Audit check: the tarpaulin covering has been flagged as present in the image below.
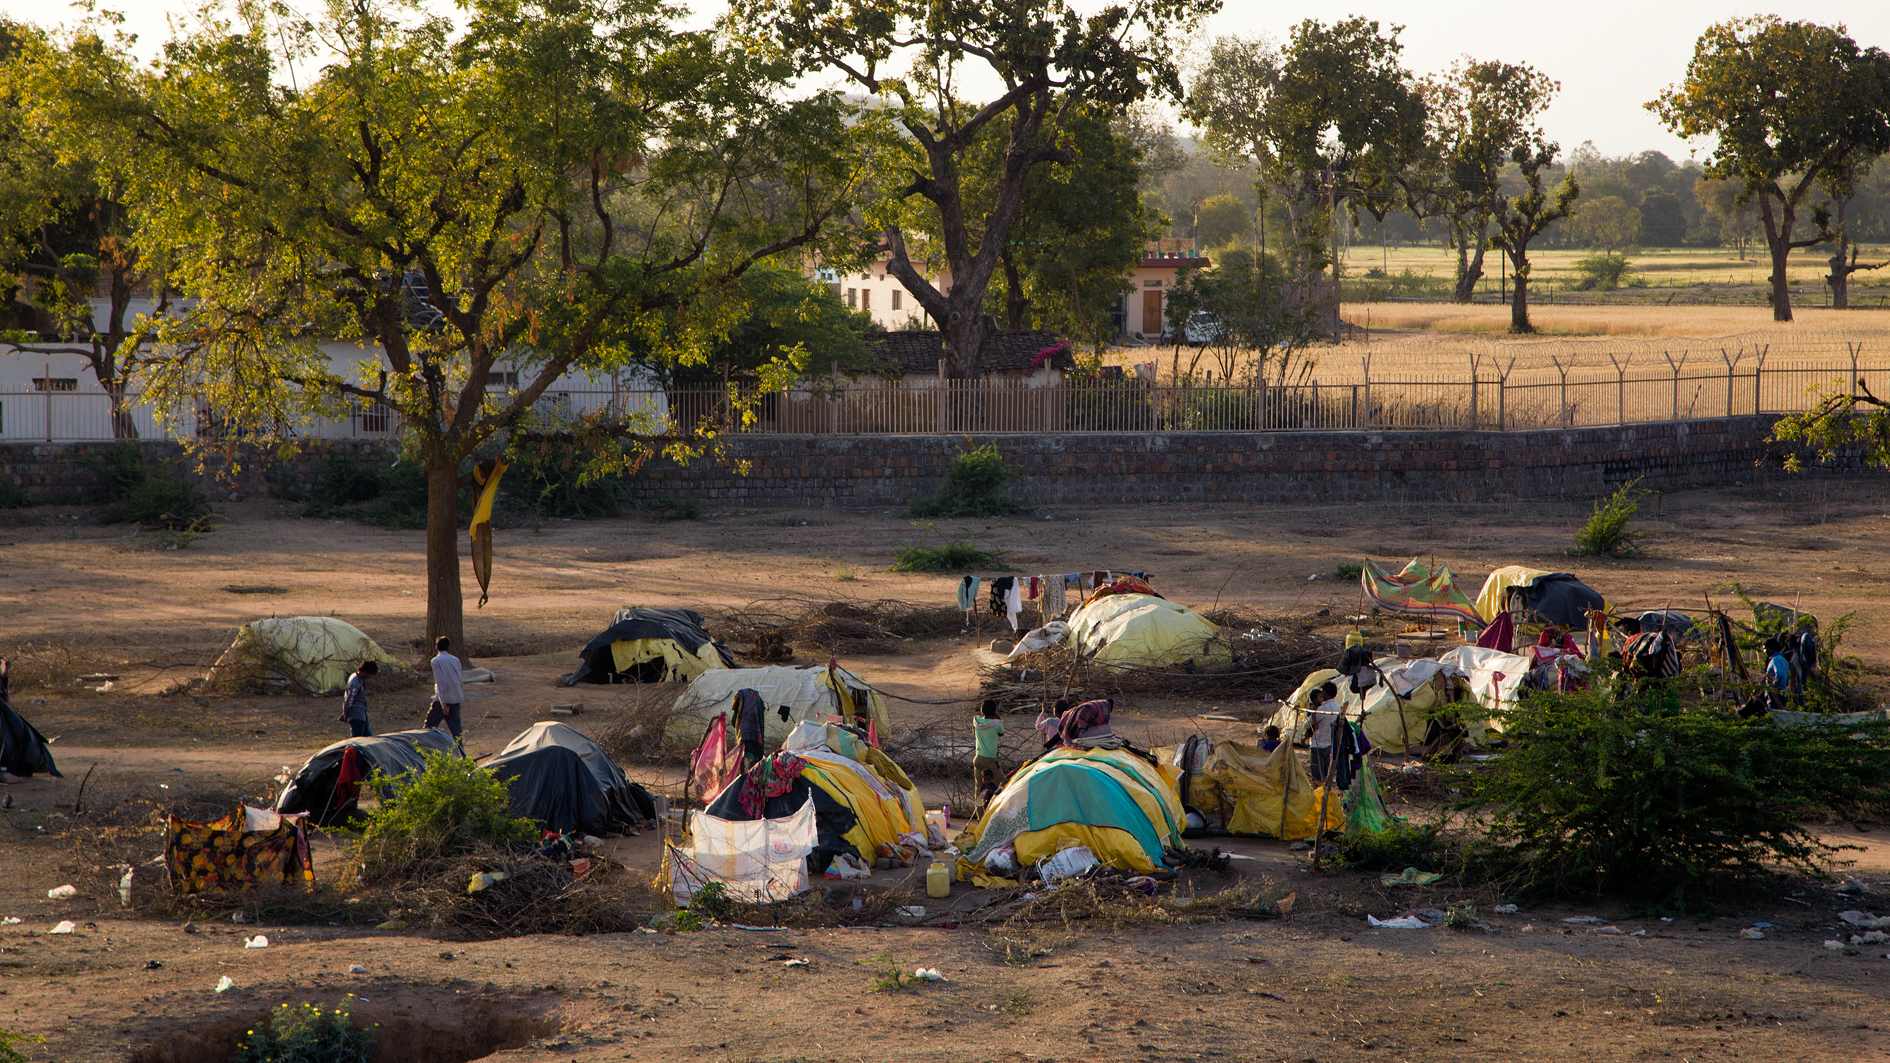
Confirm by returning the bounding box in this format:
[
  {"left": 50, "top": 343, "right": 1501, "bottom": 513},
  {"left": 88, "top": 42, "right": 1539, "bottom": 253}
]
[
  {"left": 0, "top": 695, "right": 59, "bottom": 779},
  {"left": 1437, "top": 645, "right": 1532, "bottom": 720},
  {"left": 481, "top": 722, "right": 655, "bottom": 834},
  {"left": 668, "top": 665, "right": 890, "bottom": 747},
  {"left": 1067, "top": 593, "right": 1231, "bottom": 669},
  {"left": 1275, "top": 657, "right": 1473, "bottom": 755},
  {"left": 165, "top": 805, "right": 310, "bottom": 894},
  {"left": 957, "top": 746, "right": 1184, "bottom": 875},
  {"left": 564, "top": 608, "right": 735, "bottom": 685},
  {"left": 274, "top": 728, "right": 461, "bottom": 826},
  {"left": 1199, "top": 740, "right": 1345, "bottom": 840},
  {"left": 1360, "top": 558, "right": 1483, "bottom": 626},
  {"left": 1473, "top": 567, "right": 1608, "bottom": 629},
  {"left": 208, "top": 617, "right": 405, "bottom": 696},
  {"left": 663, "top": 798, "right": 817, "bottom": 904}
]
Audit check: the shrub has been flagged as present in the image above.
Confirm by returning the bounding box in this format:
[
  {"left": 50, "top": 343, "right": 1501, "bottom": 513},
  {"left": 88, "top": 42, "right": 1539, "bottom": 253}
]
[
  {"left": 1337, "top": 819, "right": 1444, "bottom": 873},
  {"left": 1571, "top": 478, "right": 1647, "bottom": 556},
  {"left": 654, "top": 493, "right": 702, "bottom": 520},
  {"left": 890, "top": 523, "right": 1006, "bottom": 573},
  {"left": 1451, "top": 684, "right": 1890, "bottom": 907},
  {"left": 362, "top": 460, "right": 432, "bottom": 530},
  {"left": 909, "top": 442, "right": 1023, "bottom": 518},
  {"left": 501, "top": 442, "right": 628, "bottom": 519},
  {"left": 0, "top": 1027, "right": 45, "bottom": 1063},
  {"left": 87, "top": 441, "right": 210, "bottom": 523},
  {"left": 355, "top": 751, "right": 538, "bottom": 882},
  {"left": 0, "top": 479, "right": 29, "bottom": 509},
  {"left": 302, "top": 456, "right": 386, "bottom": 518},
  {"left": 1570, "top": 252, "right": 1639, "bottom": 291},
  {"left": 1332, "top": 561, "right": 1363, "bottom": 581},
  {"left": 236, "top": 997, "right": 375, "bottom": 1063}
]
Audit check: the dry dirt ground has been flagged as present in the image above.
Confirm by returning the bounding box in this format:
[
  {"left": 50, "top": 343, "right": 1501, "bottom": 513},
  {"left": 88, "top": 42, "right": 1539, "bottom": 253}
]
[{"left": 2, "top": 477, "right": 1889, "bottom": 1062}]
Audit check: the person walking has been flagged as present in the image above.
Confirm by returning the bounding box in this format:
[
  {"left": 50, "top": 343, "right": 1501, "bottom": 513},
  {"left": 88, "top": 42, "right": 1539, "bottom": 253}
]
[
  {"left": 972, "top": 698, "right": 1005, "bottom": 787},
  {"left": 338, "top": 660, "right": 377, "bottom": 737},
  {"left": 424, "top": 636, "right": 465, "bottom": 740}
]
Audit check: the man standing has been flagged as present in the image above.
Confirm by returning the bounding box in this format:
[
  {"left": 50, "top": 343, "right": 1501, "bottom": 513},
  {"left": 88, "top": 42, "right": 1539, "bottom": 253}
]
[
  {"left": 425, "top": 636, "right": 464, "bottom": 740},
  {"left": 339, "top": 660, "right": 377, "bottom": 737}
]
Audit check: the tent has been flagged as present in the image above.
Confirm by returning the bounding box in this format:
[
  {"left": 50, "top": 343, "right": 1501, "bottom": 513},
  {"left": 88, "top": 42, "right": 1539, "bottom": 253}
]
[
  {"left": 1436, "top": 645, "right": 1532, "bottom": 721},
  {"left": 562, "top": 608, "right": 735, "bottom": 686},
  {"left": 1360, "top": 558, "right": 1483, "bottom": 627},
  {"left": 274, "top": 728, "right": 461, "bottom": 826},
  {"left": 667, "top": 664, "right": 891, "bottom": 747},
  {"left": 955, "top": 745, "right": 1185, "bottom": 877},
  {"left": 1473, "top": 567, "right": 1608, "bottom": 628},
  {"left": 1067, "top": 593, "right": 1232, "bottom": 669},
  {"left": 481, "top": 722, "right": 656, "bottom": 835},
  {"left": 664, "top": 722, "right": 922, "bottom": 902},
  {"left": 207, "top": 617, "right": 405, "bottom": 696},
  {"left": 1275, "top": 658, "right": 1454, "bottom": 755},
  {"left": 0, "top": 695, "right": 59, "bottom": 779}
]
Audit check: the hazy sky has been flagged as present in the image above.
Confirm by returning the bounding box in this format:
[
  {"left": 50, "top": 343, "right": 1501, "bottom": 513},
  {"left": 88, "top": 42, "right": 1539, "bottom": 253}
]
[{"left": 5, "top": 1, "right": 1888, "bottom": 161}]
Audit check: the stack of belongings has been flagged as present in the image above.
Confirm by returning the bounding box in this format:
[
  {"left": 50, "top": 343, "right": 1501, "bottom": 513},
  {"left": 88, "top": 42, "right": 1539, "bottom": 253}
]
[
  {"left": 955, "top": 709, "right": 1186, "bottom": 885},
  {"left": 165, "top": 805, "right": 312, "bottom": 894},
  {"left": 664, "top": 721, "right": 925, "bottom": 903},
  {"left": 274, "top": 728, "right": 462, "bottom": 827},
  {"left": 559, "top": 607, "right": 735, "bottom": 686},
  {"left": 481, "top": 722, "right": 657, "bottom": 835}
]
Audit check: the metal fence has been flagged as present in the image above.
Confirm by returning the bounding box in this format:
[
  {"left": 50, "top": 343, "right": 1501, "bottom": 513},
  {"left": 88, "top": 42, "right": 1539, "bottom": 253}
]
[{"left": 0, "top": 359, "right": 1880, "bottom": 441}]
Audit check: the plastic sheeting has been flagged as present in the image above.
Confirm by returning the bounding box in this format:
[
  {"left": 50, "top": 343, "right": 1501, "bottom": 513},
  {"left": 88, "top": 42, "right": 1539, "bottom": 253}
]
[
  {"left": 1360, "top": 558, "right": 1483, "bottom": 626},
  {"left": 665, "top": 798, "right": 818, "bottom": 904},
  {"left": 668, "top": 665, "right": 891, "bottom": 747},
  {"left": 481, "top": 722, "right": 655, "bottom": 834},
  {"left": 1437, "top": 645, "right": 1532, "bottom": 717},
  {"left": 208, "top": 617, "right": 405, "bottom": 696},
  {"left": 1067, "top": 593, "right": 1232, "bottom": 669},
  {"left": 565, "top": 608, "right": 735, "bottom": 685},
  {"left": 957, "top": 746, "right": 1185, "bottom": 875},
  {"left": 1200, "top": 740, "right": 1345, "bottom": 840},
  {"left": 274, "top": 728, "right": 461, "bottom": 826},
  {"left": 0, "top": 695, "right": 59, "bottom": 779},
  {"left": 1473, "top": 567, "right": 1608, "bottom": 629}
]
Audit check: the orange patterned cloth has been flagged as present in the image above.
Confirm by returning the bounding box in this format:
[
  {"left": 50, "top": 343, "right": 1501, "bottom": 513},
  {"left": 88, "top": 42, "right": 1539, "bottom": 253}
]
[{"left": 164, "top": 806, "right": 310, "bottom": 894}]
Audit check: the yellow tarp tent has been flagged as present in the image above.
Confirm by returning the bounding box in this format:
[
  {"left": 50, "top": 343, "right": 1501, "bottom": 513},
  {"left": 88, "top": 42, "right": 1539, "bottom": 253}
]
[
  {"left": 207, "top": 617, "right": 405, "bottom": 696},
  {"left": 1068, "top": 593, "right": 1232, "bottom": 669},
  {"left": 954, "top": 746, "right": 1185, "bottom": 876},
  {"left": 1201, "top": 740, "right": 1344, "bottom": 840},
  {"left": 668, "top": 665, "right": 892, "bottom": 746}
]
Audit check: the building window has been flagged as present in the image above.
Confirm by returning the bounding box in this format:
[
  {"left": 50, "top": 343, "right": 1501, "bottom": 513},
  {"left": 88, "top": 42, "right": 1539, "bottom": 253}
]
[
  {"left": 1143, "top": 279, "right": 1162, "bottom": 287},
  {"left": 32, "top": 378, "right": 77, "bottom": 391},
  {"left": 861, "top": 289, "right": 871, "bottom": 312},
  {"left": 485, "top": 371, "right": 519, "bottom": 390},
  {"left": 846, "top": 288, "right": 857, "bottom": 307},
  {"left": 892, "top": 290, "right": 902, "bottom": 310},
  {"left": 358, "top": 399, "right": 391, "bottom": 434}
]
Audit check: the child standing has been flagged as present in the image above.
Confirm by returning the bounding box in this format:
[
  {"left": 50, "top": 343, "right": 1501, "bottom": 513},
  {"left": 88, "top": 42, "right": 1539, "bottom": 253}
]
[
  {"left": 972, "top": 698, "right": 1005, "bottom": 787},
  {"left": 339, "top": 660, "right": 378, "bottom": 737}
]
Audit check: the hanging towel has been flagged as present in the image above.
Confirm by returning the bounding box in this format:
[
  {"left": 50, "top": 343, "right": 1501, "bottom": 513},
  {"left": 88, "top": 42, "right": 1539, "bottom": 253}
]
[
  {"left": 957, "top": 575, "right": 981, "bottom": 612},
  {"left": 1043, "top": 577, "right": 1066, "bottom": 619},
  {"left": 1004, "top": 582, "right": 1023, "bottom": 631},
  {"left": 1026, "top": 576, "right": 1041, "bottom": 600}
]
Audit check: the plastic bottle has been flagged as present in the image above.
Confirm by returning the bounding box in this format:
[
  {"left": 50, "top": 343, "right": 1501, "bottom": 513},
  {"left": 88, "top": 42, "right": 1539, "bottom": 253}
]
[{"left": 925, "top": 860, "right": 951, "bottom": 899}]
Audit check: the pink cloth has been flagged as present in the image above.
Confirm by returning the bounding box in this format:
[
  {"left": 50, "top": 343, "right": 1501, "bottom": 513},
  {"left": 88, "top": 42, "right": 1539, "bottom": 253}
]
[{"left": 1475, "top": 613, "right": 1514, "bottom": 654}]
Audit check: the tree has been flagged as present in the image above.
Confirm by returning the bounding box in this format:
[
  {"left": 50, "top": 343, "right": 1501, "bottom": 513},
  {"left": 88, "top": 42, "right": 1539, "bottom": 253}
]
[
  {"left": 1414, "top": 59, "right": 1559, "bottom": 302},
  {"left": 655, "top": 262, "right": 879, "bottom": 388},
  {"left": 91, "top": 0, "right": 868, "bottom": 655},
  {"left": 1491, "top": 143, "right": 1580, "bottom": 333},
  {"left": 1191, "top": 194, "right": 1250, "bottom": 249},
  {"left": 1694, "top": 176, "right": 1760, "bottom": 258},
  {"left": 0, "top": 20, "right": 170, "bottom": 438},
  {"left": 1637, "top": 188, "right": 1686, "bottom": 245},
  {"left": 1161, "top": 249, "right": 1326, "bottom": 384},
  {"left": 1570, "top": 195, "right": 1641, "bottom": 251},
  {"left": 1820, "top": 155, "right": 1888, "bottom": 309},
  {"left": 1650, "top": 17, "right": 1890, "bottom": 321},
  {"left": 738, "top": 0, "right": 1214, "bottom": 379}
]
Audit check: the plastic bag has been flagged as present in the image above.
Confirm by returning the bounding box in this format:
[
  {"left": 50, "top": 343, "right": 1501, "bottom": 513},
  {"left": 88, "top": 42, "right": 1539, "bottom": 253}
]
[{"left": 1038, "top": 846, "right": 1098, "bottom": 882}]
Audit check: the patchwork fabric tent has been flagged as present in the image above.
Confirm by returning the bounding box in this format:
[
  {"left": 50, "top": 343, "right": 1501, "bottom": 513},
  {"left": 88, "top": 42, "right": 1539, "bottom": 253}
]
[
  {"left": 1360, "top": 559, "right": 1483, "bottom": 627},
  {"left": 274, "top": 728, "right": 461, "bottom": 826},
  {"left": 165, "top": 805, "right": 311, "bottom": 894},
  {"left": 665, "top": 722, "right": 922, "bottom": 902},
  {"left": 0, "top": 695, "right": 59, "bottom": 779},
  {"left": 562, "top": 608, "right": 735, "bottom": 686},
  {"left": 668, "top": 665, "right": 891, "bottom": 746},
  {"left": 207, "top": 617, "right": 405, "bottom": 696},
  {"left": 1473, "top": 567, "right": 1608, "bottom": 629},
  {"left": 1067, "top": 593, "right": 1232, "bottom": 669},
  {"left": 955, "top": 746, "right": 1185, "bottom": 877},
  {"left": 482, "top": 722, "right": 656, "bottom": 835}
]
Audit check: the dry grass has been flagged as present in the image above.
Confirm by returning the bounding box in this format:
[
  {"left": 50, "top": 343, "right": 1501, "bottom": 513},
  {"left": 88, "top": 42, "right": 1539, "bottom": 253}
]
[
  {"left": 1337, "top": 304, "right": 1890, "bottom": 345},
  {"left": 709, "top": 596, "right": 971, "bottom": 658}
]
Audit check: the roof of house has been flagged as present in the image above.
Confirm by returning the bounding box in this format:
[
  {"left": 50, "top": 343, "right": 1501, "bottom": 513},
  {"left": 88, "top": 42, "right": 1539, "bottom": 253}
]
[{"left": 869, "top": 330, "right": 1074, "bottom": 375}]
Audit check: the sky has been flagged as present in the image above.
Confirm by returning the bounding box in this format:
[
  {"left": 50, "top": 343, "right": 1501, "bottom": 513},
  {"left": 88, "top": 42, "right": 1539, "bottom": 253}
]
[{"left": 5, "top": 0, "right": 1889, "bottom": 161}]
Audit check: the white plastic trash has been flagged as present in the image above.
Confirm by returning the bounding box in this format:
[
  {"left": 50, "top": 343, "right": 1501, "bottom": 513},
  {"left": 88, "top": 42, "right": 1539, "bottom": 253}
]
[
  {"left": 215, "top": 976, "right": 235, "bottom": 993},
  {"left": 913, "top": 967, "right": 944, "bottom": 981},
  {"left": 1740, "top": 928, "right": 1764, "bottom": 940},
  {"left": 1367, "top": 915, "right": 1432, "bottom": 929},
  {"left": 244, "top": 935, "right": 269, "bottom": 949},
  {"left": 349, "top": 964, "right": 369, "bottom": 974},
  {"left": 49, "top": 920, "right": 76, "bottom": 934},
  {"left": 984, "top": 845, "right": 1020, "bottom": 876},
  {"left": 118, "top": 866, "right": 134, "bottom": 908},
  {"left": 1038, "top": 846, "right": 1098, "bottom": 882},
  {"left": 897, "top": 906, "right": 926, "bottom": 918},
  {"left": 46, "top": 885, "right": 77, "bottom": 900},
  {"left": 1493, "top": 904, "right": 1519, "bottom": 914}
]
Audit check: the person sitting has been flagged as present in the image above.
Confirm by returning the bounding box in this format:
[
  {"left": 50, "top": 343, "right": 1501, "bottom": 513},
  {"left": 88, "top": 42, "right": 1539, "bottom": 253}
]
[
  {"left": 1259, "top": 724, "right": 1283, "bottom": 752},
  {"left": 976, "top": 768, "right": 999, "bottom": 813},
  {"left": 1035, "top": 698, "right": 1070, "bottom": 750},
  {"left": 1765, "top": 636, "right": 1792, "bottom": 694}
]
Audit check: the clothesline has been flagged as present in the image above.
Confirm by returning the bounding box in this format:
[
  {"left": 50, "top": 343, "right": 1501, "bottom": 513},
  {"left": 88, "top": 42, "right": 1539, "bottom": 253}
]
[{"left": 956, "top": 570, "right": 1156, "bottom": 633}]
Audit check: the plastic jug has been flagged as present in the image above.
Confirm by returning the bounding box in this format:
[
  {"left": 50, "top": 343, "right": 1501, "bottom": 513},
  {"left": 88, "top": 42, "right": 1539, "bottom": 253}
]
[{"left": 925, "top": 860, "right": 952, "bottom": 899}]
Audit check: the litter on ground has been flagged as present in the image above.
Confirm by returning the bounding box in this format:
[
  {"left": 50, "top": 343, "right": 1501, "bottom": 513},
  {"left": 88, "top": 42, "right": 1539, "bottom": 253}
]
[
  {"left": 1368, "top": 915, "right": 1433, "bottom": 929},
  {"left": 49, "top": 920, "right": 75, "bottom": 934},
  {"left": 46, "top": 885, "right": 76, "bottom": 900}
]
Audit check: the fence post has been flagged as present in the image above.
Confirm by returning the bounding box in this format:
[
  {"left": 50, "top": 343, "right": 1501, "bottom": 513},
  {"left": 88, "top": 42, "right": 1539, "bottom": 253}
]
[
  {"left": 1550, "top": 355, "right": 1570, "bottom": 428},
  {"left": 1662, "top": 349, "right": 1686, "bottom": 421},
  {"left": 1719, "top": 346, "right": 1738, "bottom": 419},
  {"left": 43, "top": 362, "right": 51, "bottom": 442},
  {"left": 937, "top": 358, "right": 946, "bottom": 433},
  {"left": 1360, "top": 353, "right": 1372, "bottom": 429},
  {"left": 1753, "top": 344, "right": 1768, "bottom": 416},
  {"left": 1468, "top": 353, "right": 1479, "bottom": 430},
  {"left": 1496, "top": 357, "right": 1514, "bottom": 432},
  {"left": 1850, "top": 341, "right": 1861, "bottom": 400},
  {"left": 1606, "top": 352, "right": 1629, "bottom": 425}
]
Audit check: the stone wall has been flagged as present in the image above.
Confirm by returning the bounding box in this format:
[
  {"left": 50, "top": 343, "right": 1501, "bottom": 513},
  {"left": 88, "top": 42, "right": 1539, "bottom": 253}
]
[{"left": 0, "top": 417, "right": 1872, "bottom": 509}]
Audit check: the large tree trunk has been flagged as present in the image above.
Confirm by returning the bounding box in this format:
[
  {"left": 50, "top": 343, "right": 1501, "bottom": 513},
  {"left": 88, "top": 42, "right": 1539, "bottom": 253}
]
[
  {"left": 425, "top": 449, "right": 465, "bottom": 657},
  {"left": 1759, "top": 196, "right": 1795, "bottom": 323},
  {"left": 1508, "top": 252, "right": 1533, "bottom": 334},
  {"left": 1830, "top": 247, "right": 1850, "bottom": 310},
  {"left": 1452, "top": 220, "right": 1487, "bottom": 304},
  {"left": 1000, "top": 247, "right": 1029, "bottom": 330},
  {"left": 105, "top": 385, "right": 138, "bottom": 440}
]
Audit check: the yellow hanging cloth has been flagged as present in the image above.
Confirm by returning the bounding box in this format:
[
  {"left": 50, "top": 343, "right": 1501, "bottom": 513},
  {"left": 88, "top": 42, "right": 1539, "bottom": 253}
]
[{"left": 470, "top": 458, "right": 508, "bottom": 607}]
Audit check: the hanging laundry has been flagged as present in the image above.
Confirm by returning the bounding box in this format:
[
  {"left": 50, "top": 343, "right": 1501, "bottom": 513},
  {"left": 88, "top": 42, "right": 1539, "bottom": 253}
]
[
  {"left": 1093, "top": 570, "right": 1109, "bottom": 588},
  {"left": 1003, "top": 581, "right": 1023, "bottom": 631},
  {"left": 957, "top": 575, "right": 981, "bottom": 612},
  {"left": 989, "top": 576, "right": 1013, "bottom": 617},
  {"left": 1042, "top": 577, "right": 1066, "bottom": 619},
  {"left": 1079, "top": 573, "right": 1094, "bottom": 591},
  {"left": 1026, "top": 576, "right": 1040, "bottom": 600}
]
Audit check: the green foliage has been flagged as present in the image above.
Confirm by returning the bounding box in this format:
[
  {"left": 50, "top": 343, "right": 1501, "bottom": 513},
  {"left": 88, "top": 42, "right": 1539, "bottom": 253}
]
[
  {"left": 1443, "top": 902, "right": 1477, "bottom": 930},
  {"left": 1451, "top": 684, "right": 1890, "bottom": 906},
  {"left": 1332, "top": 561, "right": 1364, "bottom": 581},
  {"left": 0, "top": 1025, "right": 46, "bottom": 1063},
  {"left": 654, "top": 494, "right": 703, "bottom": 521},
  {"left": 1163, "top": 250, "right": 1327, "bottom": 381},
  {"left": 236, "top": 998, "right": 375, "bottom": 1063},
  {"left": 1336, "top": 820, "right": 1443, "bottom": 872},
  {"left": 909, "top": 444, "right": 1023, "bottom": 519},
  {"left": 1569, "top": 196, "right": 1641, "bottom": 252},
  {"left": 355, "top": 751, "right": 538, "bottom": 883},
  {"left": 1771, "top": 387, "right": 1890, "bottom": 473},
  {"left": 1569, "top": 252, "right": 1639, "bottom": 291},
  {"left": 500, "top": 442, "right": 628, "bottom": 520},
  {"left": 87, "top": 443, "right": 208, "bottom": 524},
  {"left": 890, "top": 523, "right": 1007, "bottom": 573},
  {"left": 672, "top": 880, "right": 731, "bottom": 931},
  {"left": 361, "top": 462, "right": 433, "bottom": 531},
  {"left": 1571, "top": 478, "right": 1648, "bottom": 556},
  {"left": 661, "top": 261, "right": 879, "bottom": 387},
  {"left": 301, "top": 456, "right": 386, "bottom": 519},
  {"left": 0, "top": 478, "right": 29, "bottom": 509}
]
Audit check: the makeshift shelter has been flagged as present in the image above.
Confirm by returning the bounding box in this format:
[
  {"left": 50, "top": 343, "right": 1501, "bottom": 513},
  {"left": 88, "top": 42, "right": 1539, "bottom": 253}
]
[
  {"left": 664, "top": 722, "right": 923, "bottom": 903},
  {"left": 955, "top": 745, "right": 1185, "bottom": 877},
  {"left": 1360, "top": 559, "right": 1483, "bottom": 627},
  {"left": 482, "top": 722, "right": 656, "bottom": 835},
  {"left": 0, "top": 695, "right": 59, "bottom": 779},
  {"left": 1473, "top": 567, "right": 1608, "bottom": 628},
  {"left": 1067, "top": 593, "right": 1232, "bottom": 669},
  {"left": 667, "top": 665, "right": 891, "bottom": 747},
  {"left": 1436, "top": 645, "right": 1532, "bottom": 720},
  {"left": 274, "top": 728, "right": 461, "bottom": 826},
  {"left": 207, "top": 617, "right": 405, "bottom": 696},
  {"left": 165, "top": 805, "right": 310, "bottom": 894},
  {"left": 1275, "top": 657, "right": 1468, "bottom": 755},
  {"left": 561, "top": 608, "right": 735, "bottom": 686},
  {"left": 1162, "top": 738, "right": 1380, "bottom": 840}
]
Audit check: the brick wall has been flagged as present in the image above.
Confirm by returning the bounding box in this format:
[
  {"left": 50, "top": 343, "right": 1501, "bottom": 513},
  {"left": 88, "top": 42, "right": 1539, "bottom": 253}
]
[{"left": 0, "top": 417, "right": 1872, "bottom": 509}]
